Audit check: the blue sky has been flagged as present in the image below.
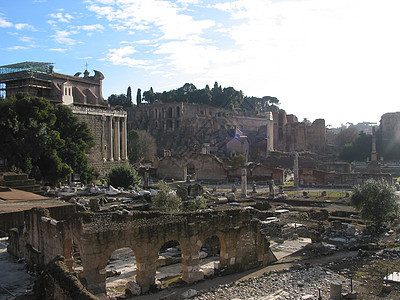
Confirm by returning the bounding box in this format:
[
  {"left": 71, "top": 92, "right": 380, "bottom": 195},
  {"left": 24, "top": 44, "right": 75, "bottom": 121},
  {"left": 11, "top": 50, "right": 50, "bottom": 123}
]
[{"left": 1, "top": 0, "right": 400, "bottom": 127}]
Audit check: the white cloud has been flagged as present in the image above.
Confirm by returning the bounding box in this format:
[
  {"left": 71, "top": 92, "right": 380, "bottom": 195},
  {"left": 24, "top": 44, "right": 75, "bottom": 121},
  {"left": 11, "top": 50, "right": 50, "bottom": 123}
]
[
  {"left": 104, "top": 45, "right": 152, "bottom": 68},
  {"left": 15, "top": 23, "right": 37, "bottom": 31},
  {"left": 52, "top": 30, "right": 78, "bottom": 45},
  {"left": 17, "top": 36, "right": 34, "bottom": 43},
  {"left": 78, "top": 24, "right": 104, "bottom": 31},
  {"left": 0, "top": 17, "right": 12, "bottom": 28},
  {"left": 49, "top": 48, "right": 68, "bottom": 52},
  {"left": 49, "top": 12, "right": 74, "bottom": 23},
  {"left": 87, "top": 0, "right": 215, "bottom": 40},
  {"left": 8, "top": 46, "right": 28, "bottom": 50}
]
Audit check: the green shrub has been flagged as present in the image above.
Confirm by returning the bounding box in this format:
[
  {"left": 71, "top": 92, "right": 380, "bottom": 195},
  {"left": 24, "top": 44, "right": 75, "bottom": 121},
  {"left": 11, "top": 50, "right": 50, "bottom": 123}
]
[
  {"left": 186, "top": 196, "right": 207, "bottom": 212},
  {"left": 351, "top": 179, "right": 399, "bottom": 226},
  {"left": 152, "top": 181, "right": 182, "bottom": 213},
  {"left": 107, "top": 165, "right": 141, "bottom": 189}
]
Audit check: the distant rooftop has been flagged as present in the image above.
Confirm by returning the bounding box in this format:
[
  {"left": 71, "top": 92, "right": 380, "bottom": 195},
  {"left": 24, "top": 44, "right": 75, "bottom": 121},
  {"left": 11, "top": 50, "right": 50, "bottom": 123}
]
[{"left": 0, "top": 62, "right": 54, "bottom": 75}]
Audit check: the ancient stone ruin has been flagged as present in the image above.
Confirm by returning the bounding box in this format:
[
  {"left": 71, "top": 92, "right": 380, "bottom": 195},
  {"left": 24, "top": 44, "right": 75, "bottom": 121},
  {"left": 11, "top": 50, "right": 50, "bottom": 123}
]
[{"left": 8, "top": 207, "right": 277, "bottom": 296}]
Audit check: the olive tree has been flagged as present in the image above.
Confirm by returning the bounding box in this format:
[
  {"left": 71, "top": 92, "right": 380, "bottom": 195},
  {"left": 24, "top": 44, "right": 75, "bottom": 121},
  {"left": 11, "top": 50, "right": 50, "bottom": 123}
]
[{"left": 351, "top": 179, "right": 399, "bottom": 226}]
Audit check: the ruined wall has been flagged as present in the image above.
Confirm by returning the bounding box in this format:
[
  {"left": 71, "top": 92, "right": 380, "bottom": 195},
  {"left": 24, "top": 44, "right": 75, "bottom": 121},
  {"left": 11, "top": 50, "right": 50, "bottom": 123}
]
[
  {"left": 272, "top": 110, "right": 326, "bottom": 154},
  {"left": 228, "top": 164, "right": 284, "bottom": 183},
  {"left": 127, "top": 103, "right": 270, "bottom": 157},
  {"left": 1, "top": 204, "right": 75, "bottom": 233},
  {"left": 298, "top": 169, "right": 392, "bottom": 186},
  {"left": 35, "top": 257, "right": 98, "bottom": 300},
  {"left": 9, "top": 208, "right": 277, "bottom": 296},
  {"left": 128, "top": 103, "right": 327, "bottom": 157},
  {"left": 157, "top": 153, "right": 228, "bottom": 181},
  {"left": 380, "top": 112, "right": 400, "bottom": 146}
]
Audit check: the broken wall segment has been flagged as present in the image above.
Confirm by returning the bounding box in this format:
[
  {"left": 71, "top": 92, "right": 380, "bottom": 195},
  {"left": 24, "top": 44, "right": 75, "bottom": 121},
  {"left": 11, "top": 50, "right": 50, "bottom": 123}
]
[{"left": 9, "top": 208, "right": 277, "bottom": 296}]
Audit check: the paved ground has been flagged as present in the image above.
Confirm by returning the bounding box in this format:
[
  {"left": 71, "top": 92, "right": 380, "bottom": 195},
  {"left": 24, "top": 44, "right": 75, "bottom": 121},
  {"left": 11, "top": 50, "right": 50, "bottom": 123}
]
[{"left": 0, "top": 239, "right": 34, "bottom": 300}]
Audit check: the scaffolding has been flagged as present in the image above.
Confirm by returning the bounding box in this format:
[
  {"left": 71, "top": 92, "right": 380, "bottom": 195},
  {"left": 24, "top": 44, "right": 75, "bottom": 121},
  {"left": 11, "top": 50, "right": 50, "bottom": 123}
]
[
  {"left": 0, "top": 62, "right": 54, "bottom": 98},
  {"left": 0, "top": 62, "right": 54, "bottom": 75}
]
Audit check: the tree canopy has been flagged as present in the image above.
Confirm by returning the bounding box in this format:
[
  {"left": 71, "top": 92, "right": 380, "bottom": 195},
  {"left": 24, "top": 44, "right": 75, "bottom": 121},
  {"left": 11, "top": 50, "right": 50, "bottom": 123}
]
[
  {"left": 351, "top": 179, "right": 399, "bottom": 226},
  {"left": 339, "top": 132, "right": 372, "bottom": 162},
  {"left": 107, "top": 93, "right": 132, "bottom": 107},
  {"left": 141, "top": 82, "right": 279, "bottom": 112},
  {"left": 127, "top": 129, "right": 157, "bottom": 164},
  {"left": 0, "top": 93, "right": 94, "bottom": 185}
]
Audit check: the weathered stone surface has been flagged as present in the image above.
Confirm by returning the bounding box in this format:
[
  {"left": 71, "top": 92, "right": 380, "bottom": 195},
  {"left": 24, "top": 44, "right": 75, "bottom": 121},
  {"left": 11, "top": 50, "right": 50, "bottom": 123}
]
[{"left": 10, "top": 208, "right": 277, "bottom": 297}]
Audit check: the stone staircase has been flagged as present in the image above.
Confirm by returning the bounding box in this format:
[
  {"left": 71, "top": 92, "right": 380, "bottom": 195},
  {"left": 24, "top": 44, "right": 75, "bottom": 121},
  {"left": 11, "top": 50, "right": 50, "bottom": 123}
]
[{"left": 0, "top": 172, "right": 42, "bottom": 193}]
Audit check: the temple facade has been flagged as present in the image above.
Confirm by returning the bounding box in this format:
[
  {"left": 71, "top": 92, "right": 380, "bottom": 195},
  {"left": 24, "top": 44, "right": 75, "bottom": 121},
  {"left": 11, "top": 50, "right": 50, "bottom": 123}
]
[{"left": 0, "top": 62, "right": 128, "bottom": 174}]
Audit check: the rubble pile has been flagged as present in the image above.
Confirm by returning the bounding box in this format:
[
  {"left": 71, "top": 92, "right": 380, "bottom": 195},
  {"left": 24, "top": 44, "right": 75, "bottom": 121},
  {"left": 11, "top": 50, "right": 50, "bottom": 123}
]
[{"left": 191, "top": 266, "right": 356, "bottom": 300}]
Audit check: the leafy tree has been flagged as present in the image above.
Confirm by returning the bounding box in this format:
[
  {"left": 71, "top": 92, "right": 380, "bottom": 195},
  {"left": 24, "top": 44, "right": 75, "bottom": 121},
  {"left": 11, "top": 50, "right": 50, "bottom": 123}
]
[
  {"left": 53, "top": 105, "right": 95, "bottom": 183},
  {"left": 340, "top": 132, "right": 372, "bottom": 162},
  {"left": 107, "top": 165, "right": 141, "bottom": 188},
  {"left": 136, "top": 88, "right": 142, "bottom": 106},
  {"left": 185, "top": 196, "right": 207, "bottom": 212},
  {"left": 0, "top": 93, "right": 71, "bottom": 184},
  {"left": 127, "top": 129, "right": 157, "bottom": 163},
  {"left": 351, "top": 179, "right": 399, "bottom": 226},
  {"left": 232, "top": 154, "right": 248, "bottom": 168},
  {"left": 151, "top": 180, "right": 182, "bottom": 213},
  {"left": 138, "top": 130, "right": 157, "bottom": 161},
  {"left": 142, "top": 87, "right": 155, "bottom": 103},
  {"left": 107, "top": 93, "right": 129, "bottom": 107},
  {"left": 127, "top": 86, "right": 132, "bottom": 105},
  {"left": 127, "top": 129, "right": 143, "bottom": 163},
  {"left": 335, "top": 126, "right": 359, "bottom": 151},
  {"left": 0, "top": 93, "right": 95, "bottom": 185}
]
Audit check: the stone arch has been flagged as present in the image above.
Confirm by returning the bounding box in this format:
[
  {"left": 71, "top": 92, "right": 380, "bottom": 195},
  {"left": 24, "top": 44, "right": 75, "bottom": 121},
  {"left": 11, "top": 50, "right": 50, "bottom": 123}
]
[
  {"left": 156, "top": 239, "right": 184, "bottom": 287},
  {"left": 166, "top": 119, "right": 173, "bottom": 130},
  {"left": 167, "top": 107, "right": 173, "bottom": 118},
  {"left": 184, "top": 163, "right": 196, "bottom": 180},
  {"left": 200, "top": 233, "right": 227, "bottom": 276},
  {"left": 105, "top": 247, "right": 139, "bottom": 297}
]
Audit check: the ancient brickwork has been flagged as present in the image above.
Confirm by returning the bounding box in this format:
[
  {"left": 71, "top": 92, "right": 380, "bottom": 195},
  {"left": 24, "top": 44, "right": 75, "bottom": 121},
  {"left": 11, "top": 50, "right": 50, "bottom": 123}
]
[
  {"left": 298, "top": 169, "right": 392, "bottom": 186},
  {"left": 272, "top": 110, "right": 326, "bottom": 153},
  {"left": 380, "top": 112, "right": 400, "bottom": 145},
  {"left": 127, "top": 103, "right": 256, "bottom": 157},
  {"left": 157, "top": 152, "right": 228, "bottom": 181},
  {"left": 8, "top": 208, "right": 277, "bottom": 296},
  {"left": 128, "top": 103, "right": 327, "bottom": 159}
]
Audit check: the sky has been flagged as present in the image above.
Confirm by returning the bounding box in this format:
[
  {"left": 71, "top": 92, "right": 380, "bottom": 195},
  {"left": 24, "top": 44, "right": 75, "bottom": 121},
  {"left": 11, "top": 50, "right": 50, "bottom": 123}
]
[{"left": 1, "top": 0, "right": 400, "bottom": 127}]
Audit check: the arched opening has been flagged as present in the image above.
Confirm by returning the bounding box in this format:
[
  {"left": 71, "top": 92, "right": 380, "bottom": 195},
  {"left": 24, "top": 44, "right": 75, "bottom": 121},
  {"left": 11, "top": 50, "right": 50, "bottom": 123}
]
[
  {"left": 156, "top": 240, "right": 183, "bottom": 289},
  {"left": 176, "top": 106, "right": 180, "bottom": 117},
  {"left": 106, "top": 247, "right": 138, "bottom": 298},
  {"left": 166, "top": 119, "right": 173, "bottom": 130},
  {"left": 167, "top": 107, "right": 173, "bottom": 118},
  {"left": 186, "top": 163, "right": 196, "bottom": 180},
  {"left": 200, "top": 235, "right": 222, "bottom": 277}
]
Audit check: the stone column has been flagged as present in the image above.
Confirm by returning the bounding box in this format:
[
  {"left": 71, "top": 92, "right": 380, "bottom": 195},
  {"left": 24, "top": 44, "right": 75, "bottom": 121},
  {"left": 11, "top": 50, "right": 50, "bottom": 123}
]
[
  {"left": 136, "top": 252, "right": 158, "bottom": 293},
  {"left": 293, "top": 151, "right": 299, "bottom": 188},
  {"left": 182, "top": 240, "right": 204, "bottom": 283},
  {"left": 241, "top": 168, "right": 247, "bottom": 197},
  {"left": 109, "top": 116, "right": 113, "bottom": 161},
  {"left": 82, "top": 258, "right": 107, "bottom": 295},
  {"left": 266, "top": 112, "right": 274, "bottom": 156},
  {"left": 121, "top": 116, "right": 128, "bottom": 160},
  {"left": 116, "top": 117, "right": 121, "bottom": 160}
]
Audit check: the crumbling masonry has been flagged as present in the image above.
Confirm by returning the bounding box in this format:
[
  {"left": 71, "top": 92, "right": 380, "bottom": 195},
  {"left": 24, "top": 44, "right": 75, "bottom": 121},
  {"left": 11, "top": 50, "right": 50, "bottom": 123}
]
[{"left": 8, "top": 208, "right": 277, "bottom": 295}]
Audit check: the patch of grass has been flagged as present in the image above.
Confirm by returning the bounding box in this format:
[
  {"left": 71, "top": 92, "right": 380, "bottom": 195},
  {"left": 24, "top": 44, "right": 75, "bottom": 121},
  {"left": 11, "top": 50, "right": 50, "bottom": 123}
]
[{"left": 161, "top": 275, "right": 181, "bottom": 288}]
